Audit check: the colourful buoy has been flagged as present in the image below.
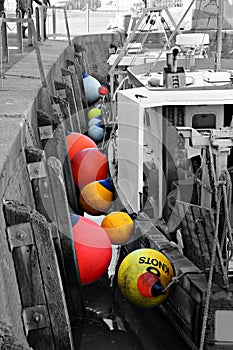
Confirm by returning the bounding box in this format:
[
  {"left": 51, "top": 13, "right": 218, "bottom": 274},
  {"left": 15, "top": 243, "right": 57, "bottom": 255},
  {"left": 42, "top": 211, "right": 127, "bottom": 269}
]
[
  {"left": 83, "top": 73, "right": 101, "bottom": 106},
  {"left": 70, "top": 213, "right": 112, "bottom": 285},
  {"left": 88, "top": 125, "right": 105, "bottom": 143},
  {"left": 88, "top": 117, "right": 102, "bottom": 128},
  {"left": 98, "top": 85, "right": 109, "bottom": 96},
  {"left": 101, "top": 211, "right": 134, "bottom": 245},
  {"left": 79, "top": 178, "right": 113, "bottom": 216},
  {"left": 71, "top": 148, "right": 109, "bottom": 188},
  {"left": 118, "top": 248, "right": 174, "bottom": 308},
  {"left": 88, "top": 107, "right": 102, "bottom": 120},
  {"left": 66, "top": 132, "right": 97, "bottom": 161}
]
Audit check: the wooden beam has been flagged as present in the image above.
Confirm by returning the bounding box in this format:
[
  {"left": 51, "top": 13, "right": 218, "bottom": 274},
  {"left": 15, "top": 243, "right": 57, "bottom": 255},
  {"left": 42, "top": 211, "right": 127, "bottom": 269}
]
[{"left": 3, "top": 200, "right": 74, "bottom": 350}]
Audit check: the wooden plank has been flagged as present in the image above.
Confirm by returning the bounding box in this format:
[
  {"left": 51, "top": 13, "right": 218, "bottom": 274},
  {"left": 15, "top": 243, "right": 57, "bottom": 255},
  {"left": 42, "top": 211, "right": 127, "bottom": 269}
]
[
  {"left": 176, "top": 202, "right": 195, "bottom": 258},
  {"left": 53, "top": 81, "right": 74, "bottom": 132},
  {"left": 191, "top": 206, "right": 210, "bottom": 270},
  {"left": 4, "top": 200, "right": 73, "bottom": 349},
  {"left": 66, "top": 59, "right": 88, "bottom": 110},
  {"left": 185, "top": 206, "right": 201, "bottom": 266},
  {"left": 61, "top": 68, "right": 86, "bottom": 133},
  {"left": 37, "top": 111, "right": 79, "bottom": 214},
  {"left": 54, "top": 124, "right": 80, "bottom": 214},
  {"left": 25, "top": 147, "right": 56, "bottom": 222},
  {"left": 25, "top": 147, "right": 84, "bottom": 347},
  {"left": 47, "top": 156, "right": 85, "bottom": 346},
  {"left": 73, "top": 43, "right": 88, "bottom": 75}
]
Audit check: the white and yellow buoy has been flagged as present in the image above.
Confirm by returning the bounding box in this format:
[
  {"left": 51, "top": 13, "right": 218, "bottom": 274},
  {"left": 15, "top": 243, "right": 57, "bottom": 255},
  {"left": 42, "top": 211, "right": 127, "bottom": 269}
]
[{"left": 118, "top": 248, "right": 174, "bottom": 308}]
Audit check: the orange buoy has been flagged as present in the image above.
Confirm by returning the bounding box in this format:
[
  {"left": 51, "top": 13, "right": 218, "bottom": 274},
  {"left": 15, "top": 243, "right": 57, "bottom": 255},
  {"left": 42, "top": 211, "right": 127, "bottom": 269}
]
[
  {"left": 101, "top": 211, "right": 134, "bottom": 245},
  {"left": 66, "top": 132, "right": 97, "bottom": 161},
  {"left": 118, "top": 248, "right": 174, "bottom": 308},
  {"left": 71, "top": 148, "right": 109, "bottom": 189},
  {"left": 79, "top": 178, "right": 114, "bottom": 216},
  {"left": 70, "top": 213, "right": 112, "bottom": 285}
]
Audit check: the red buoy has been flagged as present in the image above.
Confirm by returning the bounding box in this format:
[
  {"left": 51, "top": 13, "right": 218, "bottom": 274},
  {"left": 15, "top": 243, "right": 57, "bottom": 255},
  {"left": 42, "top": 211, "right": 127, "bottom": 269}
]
[
  {"left": 66, "top": 132, "right": 97, "bottom": 161},
  {"left": 71, "top": 148, "right": 109, "bottom": 189},
  {"left": 70, "top": 213, "right": 112, "bottom": 285},
  {"left": 98, "top": 85, "right": 108, "bottom": 96}
]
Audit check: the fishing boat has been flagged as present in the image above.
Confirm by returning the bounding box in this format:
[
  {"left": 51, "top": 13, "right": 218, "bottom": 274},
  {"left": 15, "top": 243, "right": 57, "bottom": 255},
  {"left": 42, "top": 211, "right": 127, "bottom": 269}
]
[
  {"left": 106, "top": 1, "right": 233, "bottom": 349},
  {"left": 2, "top": 1, "right": 233, "bottom": 349}
]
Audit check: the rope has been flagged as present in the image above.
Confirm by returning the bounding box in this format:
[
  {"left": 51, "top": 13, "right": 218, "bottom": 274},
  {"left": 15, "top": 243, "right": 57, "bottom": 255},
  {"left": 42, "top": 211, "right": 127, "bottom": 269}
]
[
  {"left": 199, "top": 181, "right": 221, "bottom": 350},
  {"left": 220, "top": 170, "right": 233, "bottom": 261}
]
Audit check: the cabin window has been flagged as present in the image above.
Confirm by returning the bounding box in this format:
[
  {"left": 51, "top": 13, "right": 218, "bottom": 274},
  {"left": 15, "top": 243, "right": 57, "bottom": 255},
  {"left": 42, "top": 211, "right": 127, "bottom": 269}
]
[
  {"left": 162, "top": 106, "right": 185, "bottom": 126},
  {"left": 192, "top": 113, "right": 216, "bottom": 129},
  {"left": 144, "top": 109, "right": 150, "bottom": 127}
]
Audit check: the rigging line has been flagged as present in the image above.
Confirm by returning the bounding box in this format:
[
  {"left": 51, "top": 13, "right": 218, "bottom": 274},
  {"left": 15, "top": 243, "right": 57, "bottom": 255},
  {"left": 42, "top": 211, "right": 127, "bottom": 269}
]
[
  {"left": 199, "top": 182, "right": 221, "bottom": 350},
  {"left": 193, "top": 0, "right": 203, "bottom": 30},
  {"left": 130, "top": 18, "right": 156, "bottom": 67},
  {"left": 0, "top": 17, "right": 3, "bottom": 90},
  {"left": 128, "top": 14, "right": 149, "bottom": 47},
  {"left": 146, "top": 0, "right": 196, "bottom": 74}
]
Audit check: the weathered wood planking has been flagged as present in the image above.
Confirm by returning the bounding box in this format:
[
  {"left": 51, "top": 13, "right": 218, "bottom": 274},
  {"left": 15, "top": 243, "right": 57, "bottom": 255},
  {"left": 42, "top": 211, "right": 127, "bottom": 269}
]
[
  {"left": 66, "top": 59, "right": 88, "bottom": 113},
  {"left": 37, "top": 110, "right": 79, "bottom": 214},
  {"left": 3, "top": 200, "right": 74, "bottom": 349},
  {"left": 25, "top": 146, "right": 85, "bottom": 348},
  {"left": 53, "top": 81, "right": 74, "bottom": 132},
  {"left": 61, "top": 67, "right": 87, "bottom": 133},
  {"left": 47, "top": 156, "right": 85, "bottom": 347}
]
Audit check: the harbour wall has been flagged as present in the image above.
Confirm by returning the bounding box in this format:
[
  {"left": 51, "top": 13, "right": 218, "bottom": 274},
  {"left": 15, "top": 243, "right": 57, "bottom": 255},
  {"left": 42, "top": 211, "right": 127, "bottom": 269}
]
[{"left": 0, "top": 31, "right": 116, "bottom": 344}]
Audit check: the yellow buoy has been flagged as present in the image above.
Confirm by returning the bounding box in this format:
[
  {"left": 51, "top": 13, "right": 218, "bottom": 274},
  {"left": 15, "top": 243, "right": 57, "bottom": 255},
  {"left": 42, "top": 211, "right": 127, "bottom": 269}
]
[
  {"left": 88, "top": 107, "right": 102, "bottom": 120},
  {"left": 118, "top": 248, "right": 174, "bottom": 308},
  {"left": 101, "top": 211, "right": 134, "bottom": 245},
  {"left": 79, "top": 178, "right": 113, "bottom": 216}
]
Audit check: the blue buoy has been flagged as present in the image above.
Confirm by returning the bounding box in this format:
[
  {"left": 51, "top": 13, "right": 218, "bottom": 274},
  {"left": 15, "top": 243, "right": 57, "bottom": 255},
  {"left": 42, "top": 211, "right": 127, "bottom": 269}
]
[
  {"left": 83, "top": 73, "right": 101, "bottom": 106},
  {"left": 88, "top": 125, "right": 105, "bottom": 143},
  {"left": 88, "top": 117, "right": 102, "bottom": 128}
]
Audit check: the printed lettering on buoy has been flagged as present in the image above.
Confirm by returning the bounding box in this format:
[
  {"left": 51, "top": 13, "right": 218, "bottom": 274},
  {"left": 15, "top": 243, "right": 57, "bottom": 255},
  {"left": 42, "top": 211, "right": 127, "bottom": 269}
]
[{"left": 118, "top": 248, "right": 174, "bottom": 308}]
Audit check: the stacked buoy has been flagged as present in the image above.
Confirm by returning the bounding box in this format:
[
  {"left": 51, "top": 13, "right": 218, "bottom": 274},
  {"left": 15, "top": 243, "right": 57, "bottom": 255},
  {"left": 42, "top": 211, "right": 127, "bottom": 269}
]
[
  {"left": 70, "top": 213, "right": 112, "bottom": 285},
  {"left": 82, "top": 73, "right": 101, "bottom": 106},
  {"left": 65, "top": 90, "right": 138, "bottom": 287},
  {"left": 71, "top": 147, "right": 109, "bottom": 189},
  {"left": 66, "top": 131, "right": 97, "bottom": 161},
  {"left": 117, "top": 248, "right": 174, "bottom": 308},
  {"left": 101, "top": 211, "right": 134, "bottom": 245},
  {"left": 79, "top": 178, "right": 114, "bottom": 216}
]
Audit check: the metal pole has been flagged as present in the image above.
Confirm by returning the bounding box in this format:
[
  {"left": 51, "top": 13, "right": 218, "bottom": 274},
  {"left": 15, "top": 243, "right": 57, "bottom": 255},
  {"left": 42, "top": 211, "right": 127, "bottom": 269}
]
[
  {"left": 63, "top": 8, "right": 71, "bottom": 45},
  {"left": 52, "top": 7, "right": 56, "bottom": 39},
  {"left": 40, "top": 6, "right": 45, "bottom": 41},
  {"left": 16, "top": 10, "right": 23, "bottom": 52},
  {"left": 86, "top": 1, "right": 89, "bottom": 32},
  {"left": 1, "top": 12, "right": 9, "bottom": 63},
  {"left": 215, "top": 0, "right": 223, "bottom": 71}
]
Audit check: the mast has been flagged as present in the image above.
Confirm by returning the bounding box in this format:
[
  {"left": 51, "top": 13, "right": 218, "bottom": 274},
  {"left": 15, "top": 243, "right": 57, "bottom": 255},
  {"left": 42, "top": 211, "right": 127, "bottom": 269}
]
[{"left": 215, "top": 0, "right": 224, "bottom": 71}]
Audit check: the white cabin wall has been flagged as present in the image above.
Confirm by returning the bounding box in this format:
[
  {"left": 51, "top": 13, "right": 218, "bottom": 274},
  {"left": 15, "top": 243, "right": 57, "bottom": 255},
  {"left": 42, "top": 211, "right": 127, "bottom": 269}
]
[{"left": 118, "top": 94, "right": 144, "bottom": 213}]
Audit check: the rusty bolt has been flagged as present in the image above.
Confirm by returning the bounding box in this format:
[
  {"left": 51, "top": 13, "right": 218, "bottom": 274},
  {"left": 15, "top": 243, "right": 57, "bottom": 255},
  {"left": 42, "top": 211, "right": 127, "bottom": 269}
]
[
  {"left": 16, "top": 230, "right": 26, "bottom": 241},
  {"left": 33, "top": 313, "right": 42, "bottom": 323}
]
